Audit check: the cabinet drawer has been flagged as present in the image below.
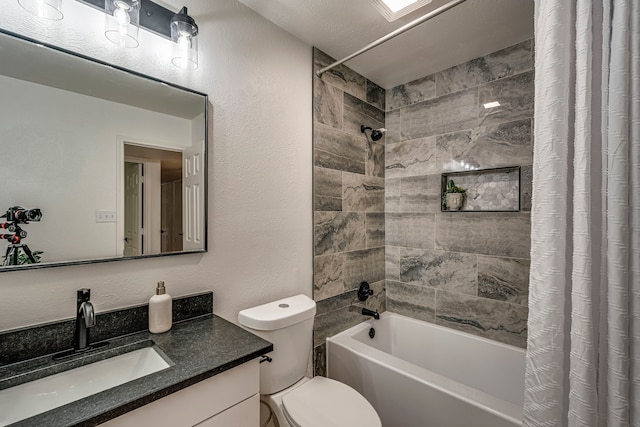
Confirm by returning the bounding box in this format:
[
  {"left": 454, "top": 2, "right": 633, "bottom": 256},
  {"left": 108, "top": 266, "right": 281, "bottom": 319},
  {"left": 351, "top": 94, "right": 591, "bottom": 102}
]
[
  {"left": 195, "top": 394, "right": 259, "bottom": 427},
  {"left": 103, "top": 359, "right": 259, "bottom": 427}
]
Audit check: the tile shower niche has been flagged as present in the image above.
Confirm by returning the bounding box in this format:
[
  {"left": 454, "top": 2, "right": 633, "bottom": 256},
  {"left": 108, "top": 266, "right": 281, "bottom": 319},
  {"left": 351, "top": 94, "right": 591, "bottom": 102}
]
[{"left": 441, "top": 166, "right": 521, "bottom": 212}]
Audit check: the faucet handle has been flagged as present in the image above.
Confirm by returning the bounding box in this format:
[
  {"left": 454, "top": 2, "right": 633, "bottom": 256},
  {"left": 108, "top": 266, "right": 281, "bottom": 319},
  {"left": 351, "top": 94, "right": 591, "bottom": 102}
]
[
  {"left": 80, "top": 302, "right": 96, "bottom": 328},
  {"left": 77, "top": 288, "right": 91, "bottom": 302}
]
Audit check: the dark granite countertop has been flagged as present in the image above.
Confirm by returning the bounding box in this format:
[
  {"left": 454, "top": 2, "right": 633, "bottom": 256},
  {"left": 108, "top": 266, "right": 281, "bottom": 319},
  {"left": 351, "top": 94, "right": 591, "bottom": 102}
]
[{"left": 0, "top": 314, "right": 272, "bottom": 427}]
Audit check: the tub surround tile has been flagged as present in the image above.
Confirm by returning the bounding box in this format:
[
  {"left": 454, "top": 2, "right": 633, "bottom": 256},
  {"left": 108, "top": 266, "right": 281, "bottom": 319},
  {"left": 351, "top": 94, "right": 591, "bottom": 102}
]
[
  {"left": 435, "top": 212, "right": 531, "bottom": 258},
  {"left": 478, "top": 71, "right": 534, "bottom": 127},
  {"left": 453, "top": 169, "right": 520, "bottom": 211},
  {"left": 436, "top": 40, "right": 533, "bottom": 96},
  {"left": 366, "top": 212, "right": 385, "bottom": 248},
  {"left": 399, "top": 249, "right": 477, "bottom": 295},
  {"left": 314, "top": 123, "right": 366, "bottom": 174},
  {"left": 435, "top": 290, "right": 528, "bottom": 348},
  {"left": 316, "top": 289, "right": 358, "bottom": 315},
  {"left": 478, "top": 256, "right": 530, "bottom": 305},
  {"left": 314, "top": 307, "right": 364, "bottom": 347},
  {"left": 314, "top": 167, "right": 342, "bottom": 211},
  {"left": 386, "top": 245, "right": 401, "bottom": 281},
  {"left": 342, "top": 173, "right": 385, "bottom": 212},
  {"left": 367, "top": 79, "right": 386, "bottom": 111},
  {"left": 344, "top": 247, "right": 386, "bottom": 289},
  {"left": 314, "top": 343, "right": 327, "bottom": 377},
  {"left": 399, "top": 175, "right": 441, "bottom": 213},
  {"left": 386, "top": 213, "right": 435, "bottom": 249},
  {"left": 386, "top": 136, "right": 438, "bottom": 179},
  {"left": 385, "top": 178, "right": 401, "bottom": 212},
  {"left": 366, "top": 139, "right": 385, "bottom": 178},
  {"left": 385, "top": 109, "right": 401, "bottom": 144},
  {"left": 386, "top": 280, "right": 436, "bottom": 323},
  {"left": 344, "top": 92, "right": 385, "bottom": 125},
  {"left": 368, "top": 280, "right": 387, "bottom": 313},
  {"left": 313, "top": 48, "right": 366, "bottom": 100},
  {"left": 343, "top": 97, "right": 384, "bottom": 138},
  {"left": 314, "top": 253, "right": 345, "bottom": 300},
  {"left": 313, "top": 77, "right": 343, "bottom": 129},
  {"left": 401, "top": 89, "right": 478, "bottom": 140},
  {"left": 386, "top": 74, "right": 436, "bottom": 111},
  {"left": 436, "top": 119, "right": 533, "bottom": 172},
  {"left": 314, "top": 212, "right": 366, "bottom": 256},
  {"left": 520, "top": 165, "right": 533, "bottom": 211}
]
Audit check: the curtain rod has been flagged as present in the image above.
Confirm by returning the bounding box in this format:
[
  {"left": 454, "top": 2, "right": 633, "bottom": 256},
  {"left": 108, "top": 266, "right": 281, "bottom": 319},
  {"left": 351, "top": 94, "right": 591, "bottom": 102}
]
[{"left": 315, "top": 0, "right": 469, "bottom": 77}]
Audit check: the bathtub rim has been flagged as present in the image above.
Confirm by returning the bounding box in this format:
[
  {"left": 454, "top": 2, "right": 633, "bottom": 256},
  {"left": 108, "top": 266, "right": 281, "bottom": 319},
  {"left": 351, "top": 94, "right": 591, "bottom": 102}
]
[{"left": 326, "top": 311, "right": 524, "bottom": 425}]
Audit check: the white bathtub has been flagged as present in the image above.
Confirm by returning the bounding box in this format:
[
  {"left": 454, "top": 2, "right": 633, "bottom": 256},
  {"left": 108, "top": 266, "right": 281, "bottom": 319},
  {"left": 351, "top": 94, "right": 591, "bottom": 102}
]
[{"left": 326, "top": 312, "right": 525, "bottom": 427}]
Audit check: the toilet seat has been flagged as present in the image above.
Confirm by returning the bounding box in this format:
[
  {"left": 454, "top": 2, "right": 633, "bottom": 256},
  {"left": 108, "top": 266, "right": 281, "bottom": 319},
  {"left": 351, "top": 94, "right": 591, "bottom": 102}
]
[{"left": 281, "top": 376, "right": 381, "bottom": 427}]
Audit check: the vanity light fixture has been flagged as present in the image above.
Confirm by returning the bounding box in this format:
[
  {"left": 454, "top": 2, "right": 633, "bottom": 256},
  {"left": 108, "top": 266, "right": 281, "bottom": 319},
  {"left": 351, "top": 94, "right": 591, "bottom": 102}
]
[
  {"left": 17, "top": 0, "right": 64, "bottom": 20},
  {"left": 104, "top": 0, "right": 141, "bottom": 48},
  {"left": 170, "top": 7, "right": 199, "bottom": 70}
]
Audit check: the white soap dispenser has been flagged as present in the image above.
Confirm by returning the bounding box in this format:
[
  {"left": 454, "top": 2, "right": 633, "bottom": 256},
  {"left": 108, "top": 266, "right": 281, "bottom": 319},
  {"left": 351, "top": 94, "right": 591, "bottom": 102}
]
[{"left": 149, "top": 281, "right": 172, "bottom": 333}]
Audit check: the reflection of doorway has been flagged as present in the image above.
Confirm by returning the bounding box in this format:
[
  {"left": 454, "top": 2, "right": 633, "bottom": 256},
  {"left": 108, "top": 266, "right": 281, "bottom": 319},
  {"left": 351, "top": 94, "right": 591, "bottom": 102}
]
[{"left": 122, "top": 143, "right": 183, "bottom": 255}]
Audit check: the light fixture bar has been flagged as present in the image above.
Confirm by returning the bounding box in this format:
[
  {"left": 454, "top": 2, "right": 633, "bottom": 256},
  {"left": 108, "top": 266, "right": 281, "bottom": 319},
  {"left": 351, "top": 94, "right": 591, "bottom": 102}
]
[{"left": 76, "top": 0, "right": 174, "bottom": 39}]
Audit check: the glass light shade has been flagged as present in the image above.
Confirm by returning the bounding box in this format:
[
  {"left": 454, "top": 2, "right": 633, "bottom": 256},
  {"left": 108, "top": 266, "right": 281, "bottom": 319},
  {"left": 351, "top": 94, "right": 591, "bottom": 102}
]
[
  {"left": 17, "top": 0, "right": 63, "bottom": 20},
  {"left": 104, "top": 0, "right": 140, "bottom": 48},
  {"left": 170, "top": 12, "right": 198, "bottom": 70}
]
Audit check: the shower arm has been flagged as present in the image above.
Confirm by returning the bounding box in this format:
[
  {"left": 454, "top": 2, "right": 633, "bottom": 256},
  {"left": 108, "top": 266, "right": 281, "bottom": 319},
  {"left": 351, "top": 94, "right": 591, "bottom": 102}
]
[{"left": 315, "top": 0, "right": 468, "bottom": 78}]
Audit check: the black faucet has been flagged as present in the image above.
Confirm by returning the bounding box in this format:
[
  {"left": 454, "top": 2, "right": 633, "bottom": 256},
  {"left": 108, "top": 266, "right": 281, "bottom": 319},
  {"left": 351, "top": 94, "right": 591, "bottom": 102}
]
[
  {"left": 75, "top": 288, "right": 96, "bottom": 351},
  {"left": 361, "top": 308, "right": 380, "bottom": 320}
]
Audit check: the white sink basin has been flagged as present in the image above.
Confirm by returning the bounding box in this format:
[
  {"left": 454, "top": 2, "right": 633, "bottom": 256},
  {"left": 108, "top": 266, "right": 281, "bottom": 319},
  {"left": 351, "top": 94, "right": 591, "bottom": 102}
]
[{"left": 0, "top": 346, "right": 170, "bottom": 426}]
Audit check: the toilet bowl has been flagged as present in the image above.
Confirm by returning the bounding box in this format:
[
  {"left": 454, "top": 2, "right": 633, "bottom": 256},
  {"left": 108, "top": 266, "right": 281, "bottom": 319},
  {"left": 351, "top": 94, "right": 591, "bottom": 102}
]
[{"left": 239, "top": 295, "right": 381, "bottom": 427}]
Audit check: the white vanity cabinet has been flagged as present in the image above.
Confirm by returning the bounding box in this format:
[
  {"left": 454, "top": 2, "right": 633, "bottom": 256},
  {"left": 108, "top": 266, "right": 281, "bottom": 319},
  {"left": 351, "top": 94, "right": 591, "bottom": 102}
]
[{"left": 102, "top": 359, "right": 259, "bottom": 427}]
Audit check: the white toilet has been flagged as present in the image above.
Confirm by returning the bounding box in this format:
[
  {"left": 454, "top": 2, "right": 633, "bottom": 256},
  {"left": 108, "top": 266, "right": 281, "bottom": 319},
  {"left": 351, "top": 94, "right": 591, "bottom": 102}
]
[{"left": 238, "top": 294, "right": 381, "bottom": 427}]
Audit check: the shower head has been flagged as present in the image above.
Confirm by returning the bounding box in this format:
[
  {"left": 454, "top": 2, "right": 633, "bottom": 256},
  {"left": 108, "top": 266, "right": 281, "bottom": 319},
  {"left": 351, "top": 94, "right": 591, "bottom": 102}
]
[{"left": 360, "top": 125, "right": 387, "bottom": 141}]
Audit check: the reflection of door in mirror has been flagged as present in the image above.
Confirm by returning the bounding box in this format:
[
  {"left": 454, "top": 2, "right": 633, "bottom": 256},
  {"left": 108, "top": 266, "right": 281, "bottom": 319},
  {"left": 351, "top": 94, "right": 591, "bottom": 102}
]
[{"left": 123, "top": 144, "right": 182, "bottom": 255}]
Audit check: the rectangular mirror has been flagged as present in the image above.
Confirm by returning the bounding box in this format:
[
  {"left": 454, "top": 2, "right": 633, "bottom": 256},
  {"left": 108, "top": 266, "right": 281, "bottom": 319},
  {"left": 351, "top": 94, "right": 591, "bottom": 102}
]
[{"left": 0, "top": 30, "right": 207, "bottom": 272}]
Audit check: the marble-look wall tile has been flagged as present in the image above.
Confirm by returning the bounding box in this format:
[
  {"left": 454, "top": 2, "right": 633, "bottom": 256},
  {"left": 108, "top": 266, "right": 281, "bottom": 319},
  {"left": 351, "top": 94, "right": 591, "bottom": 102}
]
[
  {"left": 453, "top": 168, "right": 520, "bottom": 211},
  {"left": 366, "top": 213, "right": 385, "bottom": 248},
  {"left": 436, "top": 119, "right": 532, "bottom": 172},
  {"left": 314, "top": 167, "right": 342, "bottom": 211},
  {"left": 367, "top": 280, "right": 387, "bottom": 313},
  {"left": 345, "top": 92, "right": 385, "bottom": 124},
  {"left": 367, "top": 79, "right": 386, "bottom": 111},
  {"left": 478, "top": 256, "right": 530, "bottom": 305},
  {"left": 314, "top": 343, "right": 327, "bottom": 377},
  {"left": 436, "top": 40, "right": 533, "bottom": 96},
  {"left": 399, "top": 248, "right": 477, "bottom": 295},
  {"left": 314, "top": 306, "right": 363, "bottom": 347},
  {"left": 366, "top": 140, "right": 385, "bottom": 178},
  {"left": 478, "top": 71, "right": 534, "bottom": 127},
  {"left": 343, "top": 94, "right": 385, "bottom": 137},
  {"left": 386, "top": 280, "right": 436, "bottom": 323},
  {"left": 314, "top": 253, "right": 345, "bottom": 300},
  {"left": 315, "top": 212, "right": 366, "bottom": 256},
  {"left": 386, "top": 136, "right": 438, "bottom": 179},
  {"left": 385, "top": 109, "right": 401, "bottom": 144},
  {"left": 401, "top": 89, "right": 478, "bottom": 140},
  {"left": 400, "top": 174, "right": 441, "bottom": 213},
  {"left": 435, "top": 212, "right": 531, "bottom": 258},
  {"left": 316, "top": 289, "right": 357, "bottom": 315},
  {"left": 344, "top": 247, "right": 385, "bottom": 289},
  {"left": 436, "top": 290, "right": 528, "bottom": 348},
  {"left": 387, "top": 74, "right": 436, "bottom": 111},
  {"left": 386, "top": 178, "right": 401, "bottom": 212},
  {"left": 386, "top": 245, "right": 401, "bottom": 281},
  {"left": 520, "top": 165, "right": 533, "bottom": 211},
  {"left": 386, "top": 213, "right": 435, "bottom": 249},
  {"left": 313, "top": 77, "right": 343, "bottom": 129},
  {"left": 313, "top": 48, "right": 366, "bottom": 100},
  {"left": 314, "top": 123, "right": 366, "bottom": 174},
  {"left": 342, "top": 173, "right": 385, "bottom": 212}
]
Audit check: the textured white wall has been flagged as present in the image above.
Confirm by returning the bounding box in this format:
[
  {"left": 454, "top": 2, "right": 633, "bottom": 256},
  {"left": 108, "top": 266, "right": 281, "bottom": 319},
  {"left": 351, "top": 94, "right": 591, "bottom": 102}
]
[{"left": 0, "top": 0, "right": 313, "bottom": 330}]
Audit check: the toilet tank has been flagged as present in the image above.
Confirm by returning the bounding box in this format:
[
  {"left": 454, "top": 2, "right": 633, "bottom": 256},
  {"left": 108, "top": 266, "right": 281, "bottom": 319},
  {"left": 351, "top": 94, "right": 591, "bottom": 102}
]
[{"left": 238, "top": 295, "right": 316, "bottom": 394}]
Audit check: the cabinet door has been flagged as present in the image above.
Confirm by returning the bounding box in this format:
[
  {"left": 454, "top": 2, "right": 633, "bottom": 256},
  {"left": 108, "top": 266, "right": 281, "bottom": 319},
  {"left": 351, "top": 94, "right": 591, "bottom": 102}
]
[{"left": 195, "top": 394, "right": 259, "bottom": 427}]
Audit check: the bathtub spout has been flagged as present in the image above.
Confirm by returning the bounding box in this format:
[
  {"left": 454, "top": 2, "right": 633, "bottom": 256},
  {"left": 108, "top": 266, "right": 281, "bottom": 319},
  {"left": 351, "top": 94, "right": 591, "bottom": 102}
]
[{"left": 361, "top": 308, "right": 380, "bottom": 320}]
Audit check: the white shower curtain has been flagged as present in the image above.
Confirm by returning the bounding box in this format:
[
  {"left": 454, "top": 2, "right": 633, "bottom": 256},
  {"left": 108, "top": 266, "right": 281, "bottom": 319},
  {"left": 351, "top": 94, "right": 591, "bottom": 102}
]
[{"left": 524, "top": 1, "right": 639, "bottom": 427}]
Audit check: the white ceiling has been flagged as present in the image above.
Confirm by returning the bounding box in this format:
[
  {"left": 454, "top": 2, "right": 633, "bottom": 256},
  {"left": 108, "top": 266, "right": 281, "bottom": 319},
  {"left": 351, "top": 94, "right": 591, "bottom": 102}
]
[{"left": 238, "top": 0, "right": 534, "bottom": 89}]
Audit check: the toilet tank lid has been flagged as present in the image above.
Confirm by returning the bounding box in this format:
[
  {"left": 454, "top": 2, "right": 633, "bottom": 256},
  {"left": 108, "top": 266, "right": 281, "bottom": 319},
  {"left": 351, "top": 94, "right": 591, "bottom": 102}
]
[{"left": 238, "top": 295, "right": 317, "bottom": 331}]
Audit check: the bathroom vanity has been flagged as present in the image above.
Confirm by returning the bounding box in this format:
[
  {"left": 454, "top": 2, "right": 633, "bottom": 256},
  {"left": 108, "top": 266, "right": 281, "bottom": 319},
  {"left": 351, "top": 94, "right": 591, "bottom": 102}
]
[{"left": 0, "top": 293, "right": 272, "bottom": 427}]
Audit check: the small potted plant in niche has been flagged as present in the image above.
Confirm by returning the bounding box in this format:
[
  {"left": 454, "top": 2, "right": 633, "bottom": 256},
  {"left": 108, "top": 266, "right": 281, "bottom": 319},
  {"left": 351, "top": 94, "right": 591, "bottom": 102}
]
[{"left": 443, "top": 179, "right": 466, "bottom": 210}]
